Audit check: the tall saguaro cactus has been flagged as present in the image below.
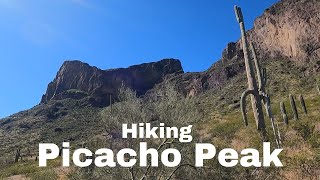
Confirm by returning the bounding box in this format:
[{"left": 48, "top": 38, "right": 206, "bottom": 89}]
[
  {"left": 235, "top": 6, "right": 266, "bottom": 131},
  {"left": 289, "top": 94, "right": 298, "bottom": 120},
  {"left": 235, "top": 6, "right": 282, "bottom": 147},
  {"left": 280, "top": 102, "right": 288, "bottom": 124}
]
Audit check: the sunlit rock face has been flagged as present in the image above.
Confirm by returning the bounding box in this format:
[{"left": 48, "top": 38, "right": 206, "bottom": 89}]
[
  {"left": 179, "top": 0, "right": 320, "bottom": 96},
  {"left": 42, "top": 0, "right": 320, "bottom": 101},
  {"left": 41, "top": 59, "right": 183, "bottom": 107},
  {"left": 223, "top": 0, "right": 320, "bottom": 63}
]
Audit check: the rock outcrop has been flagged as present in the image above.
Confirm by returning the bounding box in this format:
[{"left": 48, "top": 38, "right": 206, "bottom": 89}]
[
  {"left": 251, "top": 0, "right": 320, "bottom": 63},
  {"left": 162, "top": 60, "right": 245, "bottom": 97},
  {"left": 41, "top": 59, "right": 183, "bottom": 107},
  {"left": 41, "top": 0, "right": 320, "bottom": 102},
  {"left": 224, "top": 0, "right": 320, "bottom": 63},
  {"left": 174, "top": 0, "right": 320, "bottom": 96}
]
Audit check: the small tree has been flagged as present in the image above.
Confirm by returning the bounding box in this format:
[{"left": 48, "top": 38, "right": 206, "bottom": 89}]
[{"left": 95, "top": 82, "right": 203, "bottom": 179}]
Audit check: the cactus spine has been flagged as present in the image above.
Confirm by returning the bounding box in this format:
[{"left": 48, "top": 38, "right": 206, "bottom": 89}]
[
  {"left": 280, "top": 102, "right": 288, "bottom": 124},
  {"left": 289, "top": 94, "right": 298, "bottom": 120},
  {"left": 299, "top": 94, "right": 307, "bottom": 114},
  {"left": 235, "top": 6, "right": 266, "bottom": 131}
]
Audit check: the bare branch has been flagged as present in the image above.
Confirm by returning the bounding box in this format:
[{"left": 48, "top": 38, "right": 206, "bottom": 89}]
[{"left": 166, "top": 164, "right": 197, "bottom": 180}]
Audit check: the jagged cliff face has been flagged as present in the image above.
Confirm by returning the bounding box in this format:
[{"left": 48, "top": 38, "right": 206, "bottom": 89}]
[
  {"left": 223, "top": 0, "right": 320, "bottom": 63},
  {"left": 41, "top": 59, "right": 183, "bottom": 107},
  {"left": 41, "top": 0, "right": 320, "bottom": 103},
  {"left": 180, "top": 0, "right": 320, "bottom": 97},
  {"left": 251, "top": 0, "right": 320, "bottom": 63}
]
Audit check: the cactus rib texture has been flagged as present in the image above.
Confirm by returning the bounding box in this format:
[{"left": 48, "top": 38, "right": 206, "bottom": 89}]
[
  {"left": 289, "top": 94, "right": 298, "bottom": 120},
  {"left": 235, "top": 5, "right": 283, "bottom": 147},
  {"left": 299, "top": 94, "right": 307, "bottom": 114},
  {"left": 234, "top": 5, "right": 266, "bottom": 130}
]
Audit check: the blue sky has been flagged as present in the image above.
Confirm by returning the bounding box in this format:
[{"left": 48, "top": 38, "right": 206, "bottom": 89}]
[{"left": 0, "top": 0, "right": 279, "bottom": 118}]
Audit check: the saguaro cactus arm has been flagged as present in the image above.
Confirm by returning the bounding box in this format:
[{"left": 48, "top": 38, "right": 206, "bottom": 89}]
[
  {"left": 250, "top": 42, "right": 268, "bottom": 91},
  {"left": 250, "top": 43, "right": 263, "bottom": 89},
  {"left": 240, "top": 89, "right": 255, "bottom": 126}
]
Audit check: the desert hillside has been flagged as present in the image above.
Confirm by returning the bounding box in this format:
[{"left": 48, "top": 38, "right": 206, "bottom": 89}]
[{"left": 0, "top": 0, "right": 319, "bottom": 179}]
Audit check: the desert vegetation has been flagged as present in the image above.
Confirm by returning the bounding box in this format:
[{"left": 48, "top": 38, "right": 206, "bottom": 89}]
[
  {"left": 0, "top": 1, "right": 320, "bottom": 179},
  {"left": 0, "top": 59, "right": 319, "bottom": 179}
]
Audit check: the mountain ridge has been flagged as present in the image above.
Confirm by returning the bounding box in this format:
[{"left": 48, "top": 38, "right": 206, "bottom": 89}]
[
  {"left": 168, "top": 0, "right": 320, "bottom": 97},
  {"left": 1, "top": 0, "right": 320, "bottom": 178},
  {"left": 0, "top": 0, "right": 319, "bottom": 118},
  {"left": 40, "top": 59, "right": 183, "bottom": 107}
]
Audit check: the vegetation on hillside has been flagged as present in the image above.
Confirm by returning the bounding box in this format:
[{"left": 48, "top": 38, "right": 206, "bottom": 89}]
[{"left": 0, "top": 58, "right": 319, "bottom": 179}]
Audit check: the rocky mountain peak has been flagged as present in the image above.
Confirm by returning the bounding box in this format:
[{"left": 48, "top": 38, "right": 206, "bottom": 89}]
[
  {"left": 172, "top": 0, "right": 320, "bottom": 97},
  {"left": 41, "top": 59, "right": 183, "bottom": 107},
  {"left": 41, "top": 0, "right": 320, "bottom": 106}
]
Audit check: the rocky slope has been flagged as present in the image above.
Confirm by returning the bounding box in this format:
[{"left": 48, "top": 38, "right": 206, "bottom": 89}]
[
  {"left": 1, "top": 0, "right": 320, "bottom": 178},
  {"left": 41, "top": 59, "right": 183, "bottom": 107},
  {"left": 222, "top": 0, "right": 320, "bottom": 64},
  {"left": 1, "top": 0, "right": 320, "bottom": 165},
  {"left": 173, "top": 0, "right": 320, "bottom": 97},
  {"left": 250, "top": 0, "right": 320, "bottom": 63}
]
